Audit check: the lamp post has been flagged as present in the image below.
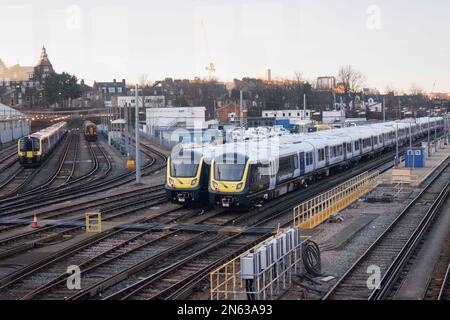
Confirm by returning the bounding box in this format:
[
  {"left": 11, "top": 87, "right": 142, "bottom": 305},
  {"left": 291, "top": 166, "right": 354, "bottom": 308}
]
[{"left": 135, "top": 84, "right": 141, "bottom": 184}]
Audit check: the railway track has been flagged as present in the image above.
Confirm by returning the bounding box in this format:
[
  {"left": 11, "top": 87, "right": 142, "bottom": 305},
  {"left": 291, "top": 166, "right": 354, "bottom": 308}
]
[
  {"left": 0, "top": 189, "right": 171, "bottom": 259},
  {"left": 0, "top": 205, "right": 229, "bottom": 300},
  {"left": 0, "top": 138, "right": 166, "bottom": 212},
  {"left": 323, "top": 157, "right": 450, "bottom": 300},
  {"left": 424, "top": 234, "right": 450, "bottom": 300}
]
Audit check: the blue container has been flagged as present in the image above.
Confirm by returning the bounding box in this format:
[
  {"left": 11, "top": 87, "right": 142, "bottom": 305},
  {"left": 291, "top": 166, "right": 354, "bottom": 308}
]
[
  {"left": 404, "top": 147, "right": 425, "bottom": 168},
  {"left": 275, "top": 119, "right": 290, "bottom": 129}
]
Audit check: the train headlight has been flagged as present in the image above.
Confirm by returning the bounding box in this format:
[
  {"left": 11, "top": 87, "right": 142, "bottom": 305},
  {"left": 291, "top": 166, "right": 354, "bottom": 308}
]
[
  {"left": 212, "top": 181, "right": 219, "bottom": 189},
  {"left": 236, "top": 183, "right": 243, "bottom": 189},
  {"left": 191, "top": 179, "right": 197, "bottom": 185}
]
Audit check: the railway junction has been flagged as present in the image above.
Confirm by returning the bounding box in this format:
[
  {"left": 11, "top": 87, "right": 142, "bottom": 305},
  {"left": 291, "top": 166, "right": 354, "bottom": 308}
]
[{"left": 0, "top": 116, "right": 448, "bottom": 302}]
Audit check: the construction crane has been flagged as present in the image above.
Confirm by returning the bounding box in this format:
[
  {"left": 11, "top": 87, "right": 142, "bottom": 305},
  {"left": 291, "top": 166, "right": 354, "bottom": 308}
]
[{"left": 201, "top": 20, "right": 215, "bottom": 81}]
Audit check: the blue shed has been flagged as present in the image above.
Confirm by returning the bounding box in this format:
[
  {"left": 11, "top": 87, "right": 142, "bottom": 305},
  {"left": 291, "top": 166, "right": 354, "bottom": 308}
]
[{"left": 404, "top": 147, "right": 425, "bottom": 168}]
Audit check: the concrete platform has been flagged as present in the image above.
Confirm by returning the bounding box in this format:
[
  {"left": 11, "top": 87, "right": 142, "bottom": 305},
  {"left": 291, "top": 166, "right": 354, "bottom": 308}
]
[{"left": 384, "top": 143, "right": 450, "bottom": 187}]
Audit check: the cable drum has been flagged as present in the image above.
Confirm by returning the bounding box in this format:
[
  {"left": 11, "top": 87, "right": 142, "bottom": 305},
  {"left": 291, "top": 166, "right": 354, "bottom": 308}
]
[{"left": 302, "top": 240, "right": 322, "bottom": 276}]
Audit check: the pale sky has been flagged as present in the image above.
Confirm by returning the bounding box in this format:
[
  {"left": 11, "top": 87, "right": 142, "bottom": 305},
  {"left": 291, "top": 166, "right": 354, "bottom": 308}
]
[{"left": 1, "top": 0, "right": 449, "bottom": 92}]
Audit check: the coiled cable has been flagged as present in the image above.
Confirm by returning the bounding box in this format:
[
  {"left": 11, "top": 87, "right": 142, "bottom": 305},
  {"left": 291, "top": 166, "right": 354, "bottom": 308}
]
[{"left": 302, "top": 240, "right": 322, "bottom": 276}]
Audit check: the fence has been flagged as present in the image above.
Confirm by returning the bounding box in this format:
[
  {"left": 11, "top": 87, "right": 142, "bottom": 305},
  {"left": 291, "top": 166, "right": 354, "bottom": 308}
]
[{"left": 293, "top": 171, "right": 380, "bottom": 229}]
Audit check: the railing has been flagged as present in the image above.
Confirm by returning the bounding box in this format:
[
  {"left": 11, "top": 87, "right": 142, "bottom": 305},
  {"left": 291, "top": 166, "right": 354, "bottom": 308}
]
[
  {"left": 293, "top": 171, "right": 379, "bottom": 229},
  {"left": 210, "top": 229, "right": 304, "bottom": 300}
]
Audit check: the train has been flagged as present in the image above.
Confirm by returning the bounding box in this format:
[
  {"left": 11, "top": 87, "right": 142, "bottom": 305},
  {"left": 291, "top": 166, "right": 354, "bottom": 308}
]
[
  {"left": 18, "top": 122, "right": 68, "bottom": 167},
  {"left": 165, "top": 117, "right": 445, "bottom": 208},
  {"left": 165, "top": 144, "right": 214, "bottom": 204},
  {"left": 83, "top": 121, "right": 97, "bottom": 141}
]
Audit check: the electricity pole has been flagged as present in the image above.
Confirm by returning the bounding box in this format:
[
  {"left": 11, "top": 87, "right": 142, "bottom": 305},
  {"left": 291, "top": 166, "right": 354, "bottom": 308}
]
[
  {"left": 395, "top": 121, "right": 399, "bottom": 166},
  {"left": 135, "top": 84, "right": 142, "bottom": 184}
]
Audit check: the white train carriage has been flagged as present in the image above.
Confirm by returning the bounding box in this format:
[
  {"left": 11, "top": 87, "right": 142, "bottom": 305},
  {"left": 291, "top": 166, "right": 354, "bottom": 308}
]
[
  {"left": 209, "top": 117, "right": 444, "bottom": 208},
  {"left": 18, "top": 122, "right": 68, "bottom": 167}
]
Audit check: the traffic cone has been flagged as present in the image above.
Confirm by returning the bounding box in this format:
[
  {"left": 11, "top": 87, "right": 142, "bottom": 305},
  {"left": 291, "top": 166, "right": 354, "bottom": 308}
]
[{"left": 31, "top": 214, "right": 39, "bottom": 228}]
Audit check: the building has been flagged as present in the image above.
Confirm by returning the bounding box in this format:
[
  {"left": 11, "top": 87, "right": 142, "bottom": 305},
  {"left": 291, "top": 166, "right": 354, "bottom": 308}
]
[
  {"left": 145, "top": 106, "right": 206, "bottom": 131},
  {"left": 247, "top": 116, "right": 276, "bottom": 128},
  {"left": 216, "top": 102, "right": 247, "bottom": 124},
  {"left": 93, "top": 79, "right": 127, "bottom": 104},
  {"left": 257, "top": 69, "right": 271, "bottom": 81},
  {"left": 117, "top": 95, "right": 165, "bottom": 109},
  {"left": 0, "top": 46, "right": 54, "bottom": 108},
  {"left": 316, "top": 77, "right": 336, "bottom": 91},
  {"left": 0, "top": 103, "right": 30, "bottom": 144},
  {"left": 322, "top": 110, "right": 346, "bottom": 124},
  {"left": 261, "top": 109, "right": 312, "bottom": 123}
]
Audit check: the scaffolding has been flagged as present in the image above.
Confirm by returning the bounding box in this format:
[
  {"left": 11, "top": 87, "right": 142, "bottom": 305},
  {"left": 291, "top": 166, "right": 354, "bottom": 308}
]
[{"left": 293, "top": 171, "right": 380, "bottom": 229}]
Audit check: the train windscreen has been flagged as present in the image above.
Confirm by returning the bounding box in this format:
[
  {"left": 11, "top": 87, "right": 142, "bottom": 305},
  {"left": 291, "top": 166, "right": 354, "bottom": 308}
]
[
  {"left": 170, "top": 160, "right": 199, "bottom": 178},
  {"left": 214, "top": 163, "right": 245, "bottom": 181},
  {"left": 19, "top": 137, "right": 39, "bottom": 152}
]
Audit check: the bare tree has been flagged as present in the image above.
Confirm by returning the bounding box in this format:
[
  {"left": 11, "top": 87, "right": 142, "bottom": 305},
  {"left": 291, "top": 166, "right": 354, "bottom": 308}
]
[
  {"left": 409, "top": 83, "right": 424, "bottom": 96},
  {"left": 337, "top": 65, "right": 365, "bottom": 93},
  {"left": 337, "top": 65, "right": 366, "bottom": 109}
]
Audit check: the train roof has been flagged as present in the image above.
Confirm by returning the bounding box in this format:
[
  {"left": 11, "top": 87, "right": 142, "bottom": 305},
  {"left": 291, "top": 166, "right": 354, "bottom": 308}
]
[
  {"left": 210, "top": 117, "right": 442, "bottom": 163},
  {"left": 26, "top": 122, "right": 67, "bottom": 139}
]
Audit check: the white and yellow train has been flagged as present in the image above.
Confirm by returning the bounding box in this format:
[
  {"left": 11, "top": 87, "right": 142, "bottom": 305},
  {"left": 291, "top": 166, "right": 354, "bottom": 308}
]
[
  {"left": 165, "top": 117, "right": 445, "bottom": 208},
  {"left": 18, "top": 122, "right": 68, "bottom": 167}
]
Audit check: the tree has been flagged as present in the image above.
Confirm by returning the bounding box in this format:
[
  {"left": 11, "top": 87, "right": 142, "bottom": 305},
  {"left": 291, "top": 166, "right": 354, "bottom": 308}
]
[
  {"left": 337, "top": 65, "right": 366, "bottom": 109},
  {"left": 44, "top": 72, "right": 81, "bottom": 107}
]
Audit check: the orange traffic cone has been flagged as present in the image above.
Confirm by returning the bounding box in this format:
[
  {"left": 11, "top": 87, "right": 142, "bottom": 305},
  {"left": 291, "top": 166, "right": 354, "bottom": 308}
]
[{"left": 31, "top": 214, "right": 39, "bottom": 228}]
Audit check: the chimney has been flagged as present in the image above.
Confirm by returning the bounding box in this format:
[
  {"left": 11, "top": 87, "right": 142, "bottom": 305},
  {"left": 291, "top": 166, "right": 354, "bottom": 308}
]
[{"left": 113, "top": 79, "right": 116, "bottom": 83}]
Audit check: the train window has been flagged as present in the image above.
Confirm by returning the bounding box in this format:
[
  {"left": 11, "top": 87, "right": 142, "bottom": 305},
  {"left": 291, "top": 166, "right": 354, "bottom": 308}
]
[
  {"left": 293, "top": 154, "right": 299, "bottom": 169},
  {"left": 19, "top": 139, "right": 32, "bottom": 152},
  {"left": 214, "top": 162, "right": 246, "bottom": 181},
  {"left": 170, "top": 160, "right": 199, "bottom": 178},
  {"left": 347, "top": 143, "right": 352, "bottom": 153},
  {"left": 355, "top": 141, "right": 360, "bottom": 150},
  {"left": 278, "top": 156, "right": 292, "bottom": 173},
  {"left": 305, "top": 152, "right": 313, "bottom": 166},
  {"left": 318, "top": 149, "right": 325, "bottom": 161}
]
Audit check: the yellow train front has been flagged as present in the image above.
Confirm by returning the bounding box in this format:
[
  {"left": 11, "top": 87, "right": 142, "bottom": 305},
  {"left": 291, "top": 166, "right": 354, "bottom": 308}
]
[
  {"left": 165, "top": 149, "right": 210, "bottom": 204},
  {"left": 83, "top": 121, "right": 97, "bottom": 141},
  {"left": 18, "top": 135, "right": 42, "bottom": 167},
  {"left": 18, "top": 122, "right": 68, "bottom": 167},
  {"left": 208, "top": 152, "right": 252, "bottom": 208}
]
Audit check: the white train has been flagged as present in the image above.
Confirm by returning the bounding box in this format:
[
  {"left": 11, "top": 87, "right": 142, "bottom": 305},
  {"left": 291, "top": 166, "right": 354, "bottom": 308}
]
[
  {"left": 165, "top": 117, "right": 444, "bottom": 207},
  {"left": 208, "top": 117, "right": 444, "bottom": 207},
  {"left": 18, "top": 122, "right": 68, "bottom": 167}
]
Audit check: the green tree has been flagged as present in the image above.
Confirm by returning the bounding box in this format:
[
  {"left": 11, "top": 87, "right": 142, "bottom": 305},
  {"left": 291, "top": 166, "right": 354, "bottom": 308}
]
[{"left": 44, "top": 72, "right": 82, "bottom": 106}]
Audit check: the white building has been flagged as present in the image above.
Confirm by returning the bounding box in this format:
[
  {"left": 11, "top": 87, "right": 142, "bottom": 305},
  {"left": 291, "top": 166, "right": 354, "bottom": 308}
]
[
  {"left": 257, "top": 69, "right": 271, "bottom": 81},
  {"left": 0, "top": 103, "right": 30, "bottom": 144},
  {"left": 145, "top": 106, "right": 206, "bottom": 130},
  {"left": 261, "top": 109, "right": 312, "bottom": 123},
  {"left": 117, "top": 95, "right": 165, "bottom": 108},
  {"left": 322, "top": 110, "right": 345, "bottom": 124}
]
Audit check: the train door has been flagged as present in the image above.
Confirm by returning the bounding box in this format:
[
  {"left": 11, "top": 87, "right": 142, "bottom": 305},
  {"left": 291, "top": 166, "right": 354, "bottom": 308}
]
[
  {"left": 343, "top": 143, "right": 347, "bottom": 160},
  {"left": 299, "top": 152, "right": 305, "bottom": 175},
  {"left": 359, "top": 138, "right": 363, "bottom": 155},
  {"left": 324, "top": 146, "right": 330, "bottom": 166}
]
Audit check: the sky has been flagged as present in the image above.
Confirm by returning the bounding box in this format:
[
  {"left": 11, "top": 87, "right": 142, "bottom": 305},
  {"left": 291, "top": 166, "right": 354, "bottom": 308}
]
[{"left": 1, "top": 0, "right": 449, "bottom": 92}]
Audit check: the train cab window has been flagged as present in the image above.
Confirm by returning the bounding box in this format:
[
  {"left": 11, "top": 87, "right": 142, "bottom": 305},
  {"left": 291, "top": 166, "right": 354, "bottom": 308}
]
[
  {"left": 170, "top": 160, "right": 199, "bottom": 178},
  {"left": 318, "top": 149, "right": 325, "bottom": 162},
  {"left": 214, "top": 161, "right": 246, "bottom": 181},
  {"left": 19, "top": 137, "right": 39, "bottom": 152}
]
